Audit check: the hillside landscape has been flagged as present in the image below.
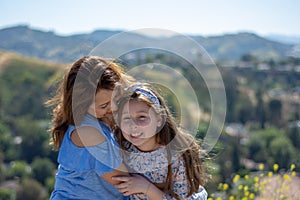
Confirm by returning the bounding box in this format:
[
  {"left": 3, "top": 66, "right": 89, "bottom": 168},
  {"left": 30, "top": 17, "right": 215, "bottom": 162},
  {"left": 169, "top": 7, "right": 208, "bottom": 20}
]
[
  {"left": 0, "top": 26, "right": 300, "bottom": 199},
  {"left": 0, "top": 25, "right": 298, "bottom": 64}
]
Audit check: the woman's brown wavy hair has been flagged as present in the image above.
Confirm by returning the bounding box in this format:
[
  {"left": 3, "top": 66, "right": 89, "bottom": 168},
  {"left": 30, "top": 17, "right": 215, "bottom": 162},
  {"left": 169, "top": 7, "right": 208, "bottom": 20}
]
[{"left": 46, "top": 56, "right": 129, "bottom": 151}]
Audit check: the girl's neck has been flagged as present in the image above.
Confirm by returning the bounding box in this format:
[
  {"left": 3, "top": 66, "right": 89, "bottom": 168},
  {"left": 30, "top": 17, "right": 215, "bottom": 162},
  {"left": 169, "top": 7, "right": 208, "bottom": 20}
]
[{"left": 136, "top": 142, "right": 161, "bottom": 152}]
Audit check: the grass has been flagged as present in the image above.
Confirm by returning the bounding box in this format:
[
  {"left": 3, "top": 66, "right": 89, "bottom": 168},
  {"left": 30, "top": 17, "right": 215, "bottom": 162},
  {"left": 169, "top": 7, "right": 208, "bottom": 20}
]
[{"left": 208, "top": 164, "right": 300, "bottom": 200}]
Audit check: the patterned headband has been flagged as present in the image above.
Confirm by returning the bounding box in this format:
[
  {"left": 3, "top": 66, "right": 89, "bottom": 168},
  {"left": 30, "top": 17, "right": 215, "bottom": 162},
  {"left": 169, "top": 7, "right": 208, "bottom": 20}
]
[
  {"left": 134, "top": 87, "right": 160, "bottom": 106},
  {"left": 125, "top": 83, "right": 160, "bottom": 106}
]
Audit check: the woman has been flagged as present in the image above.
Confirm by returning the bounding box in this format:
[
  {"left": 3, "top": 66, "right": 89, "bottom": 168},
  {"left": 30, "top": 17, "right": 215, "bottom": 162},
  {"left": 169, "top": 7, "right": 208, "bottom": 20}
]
[{"left": 47, "top": 56, "right": 132, "bottom": 199}]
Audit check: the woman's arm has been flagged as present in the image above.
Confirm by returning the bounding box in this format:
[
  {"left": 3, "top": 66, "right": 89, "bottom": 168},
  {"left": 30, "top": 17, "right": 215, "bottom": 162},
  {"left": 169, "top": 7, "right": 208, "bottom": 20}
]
[
  {"left": 102, "top": 164, "right": 129, "bottom": 185},
  {"left": 71, "top": 126, "right": 130, "bottom": 185}
]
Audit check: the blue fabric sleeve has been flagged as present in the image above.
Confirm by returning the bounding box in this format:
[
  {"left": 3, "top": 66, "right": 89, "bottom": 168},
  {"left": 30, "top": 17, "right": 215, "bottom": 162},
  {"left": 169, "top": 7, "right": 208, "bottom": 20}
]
[{"left": 57, "top": 114, "right": 123, "bottom": 176}]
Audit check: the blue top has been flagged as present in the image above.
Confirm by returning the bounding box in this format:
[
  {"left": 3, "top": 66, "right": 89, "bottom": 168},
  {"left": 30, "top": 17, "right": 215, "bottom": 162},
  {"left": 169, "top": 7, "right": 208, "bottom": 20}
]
[{"left": 50, "top": 114, "right": 127, "bottom": 200}]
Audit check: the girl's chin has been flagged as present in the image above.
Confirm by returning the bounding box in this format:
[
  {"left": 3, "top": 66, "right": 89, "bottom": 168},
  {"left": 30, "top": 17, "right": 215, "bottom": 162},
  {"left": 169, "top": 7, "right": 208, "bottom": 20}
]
[{"left": 128, "top": 138, "right": 144, "bottom": 147}]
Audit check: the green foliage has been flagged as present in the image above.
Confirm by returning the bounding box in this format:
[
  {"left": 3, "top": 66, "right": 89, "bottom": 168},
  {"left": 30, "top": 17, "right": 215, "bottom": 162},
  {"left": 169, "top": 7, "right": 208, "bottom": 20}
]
[
  {"left": 13, "top": 118, "right": 52, "bottom": 163},
  {"left": 269, "top": 137, "right": 297, "bottom": 168},
  {"left": 6, "top": 161, "right": 31, "bottom": 179},
  {"left": 267, "top": 99, "right": 283, "bottom": 127},
  {"left": 0, "top": 50, "right": 299, "bottom": 199},
  {"left": 247, "top": 127, "right": 297, "bottom": 169},
  {"left": 0, "top": 189, "right": 16, "bottom": 200},
  {"left": 16, "top": 178, "right": 46, "bottom": 200},
  {"left": 45, "top": 176, "right": 55, "bottom": 196},
  {"left": 0, "top": 56, "right": 59, "bottom": 120},
  {"left": 0, "top": 163, "right": 4, "bottom": 183},
  {"left": 31, "top": 157, "right": 55, "bottom": 185},
  {"left": 288, "top": 126, "right": 300, "bottom": 149},
  {"left": 0, "top": 122, "right": 17, "bottom": 162}
]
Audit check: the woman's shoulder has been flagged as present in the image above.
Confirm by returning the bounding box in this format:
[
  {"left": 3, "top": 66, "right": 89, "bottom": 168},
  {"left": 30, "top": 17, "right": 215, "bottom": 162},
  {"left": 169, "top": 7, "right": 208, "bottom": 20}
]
[
  {"left": 71, "top": 126, "right": 106, "bottom": 147},
  {"left": 69, "top": 114, "right": 114, "bottom": 147}
]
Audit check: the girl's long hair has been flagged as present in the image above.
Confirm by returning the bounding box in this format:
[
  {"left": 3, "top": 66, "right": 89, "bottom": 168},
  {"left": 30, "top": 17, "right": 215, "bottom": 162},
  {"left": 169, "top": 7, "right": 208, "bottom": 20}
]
[
  {"left": 46, "top": 56, "right": 128, "bottom": 151},
  {"left": 114, "top": 83, "right": 207, "bottom": 199}
]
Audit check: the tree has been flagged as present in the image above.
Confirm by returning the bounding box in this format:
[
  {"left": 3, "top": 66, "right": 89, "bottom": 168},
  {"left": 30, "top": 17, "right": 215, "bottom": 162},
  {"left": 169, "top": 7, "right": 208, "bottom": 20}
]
[
  {"left": 16, "top": 178, "right": 46, "bottom": 200},
  {"left": 268, "top": 99, "right": 282, "bottom": 127},
  {"left": 0, "top": 122, "right": 17, "bottom": 162},
  {"left": 247, "top": 127, "right": 296, "bottom": 168},
  {"left": 288, "top": 126, "right": 300, "bottom": 149},
  {"left": 6, "top": 161, "right": 31, "bottom": 179},
  {"left": 240, "top": 53, "right": 257, "bottom": 62},
  {"left": 0, "top": 189, "right": 16, "bottom": 200},
  {"left": 269, "top": 137, "right": 297, "bottom": 169},
  {"left": 31, "top": 157, "right": 55, "bottom": 185},
  {"left": 255, "top": 90, "right": 266, "bottom": 129},
  {"left": 14, "top": 118, "right": 51, "bottom": 163}
]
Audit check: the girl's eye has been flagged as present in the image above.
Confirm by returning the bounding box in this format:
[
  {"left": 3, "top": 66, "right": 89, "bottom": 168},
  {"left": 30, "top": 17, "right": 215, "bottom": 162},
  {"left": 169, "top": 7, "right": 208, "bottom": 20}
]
[{"left": 138, "top": 116, "right": 147, "bottom": 121}]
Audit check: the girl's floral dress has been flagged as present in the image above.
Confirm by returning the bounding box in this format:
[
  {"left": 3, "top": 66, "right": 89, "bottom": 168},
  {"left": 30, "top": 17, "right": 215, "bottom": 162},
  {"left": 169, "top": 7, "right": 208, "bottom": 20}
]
[{"left": 123, "top": 145, "right": 207, "bottom": 200}]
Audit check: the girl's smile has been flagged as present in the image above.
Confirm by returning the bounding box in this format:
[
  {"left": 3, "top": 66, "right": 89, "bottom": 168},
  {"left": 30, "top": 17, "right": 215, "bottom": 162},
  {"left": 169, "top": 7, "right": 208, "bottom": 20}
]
[{"left": 120, "top": 99, "right": 162, "bottom": 152}]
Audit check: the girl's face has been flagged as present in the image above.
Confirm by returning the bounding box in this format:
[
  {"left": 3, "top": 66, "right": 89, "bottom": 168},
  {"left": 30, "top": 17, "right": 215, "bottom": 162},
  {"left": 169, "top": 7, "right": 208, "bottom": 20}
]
[
  {"left": 88, "top": 89, "right": 113, "bottom": 125},
  {"left": 120, "top": 99, "right": 162, "bottom": 152}
]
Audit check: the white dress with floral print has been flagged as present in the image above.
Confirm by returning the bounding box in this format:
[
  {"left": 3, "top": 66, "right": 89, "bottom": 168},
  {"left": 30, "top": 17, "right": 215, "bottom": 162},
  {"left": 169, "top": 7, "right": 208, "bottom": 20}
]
[{"left": 123, "top": 145, "right": 207, "bottom": 200}]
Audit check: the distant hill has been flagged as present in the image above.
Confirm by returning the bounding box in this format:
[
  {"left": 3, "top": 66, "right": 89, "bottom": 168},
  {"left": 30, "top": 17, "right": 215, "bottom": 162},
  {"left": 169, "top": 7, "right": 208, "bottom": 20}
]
[
  {"left": 0, "top": 25, "right": 296, "bottom": 63},
  {"left": 265, "top": 34, "right": 300, "bottom": 45}
]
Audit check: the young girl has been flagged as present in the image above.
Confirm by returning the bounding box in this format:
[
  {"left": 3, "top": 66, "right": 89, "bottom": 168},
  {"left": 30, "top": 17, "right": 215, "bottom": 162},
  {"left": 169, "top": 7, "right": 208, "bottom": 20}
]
[
  {"left": 47, "top": 56, "right": 132, "bottom": 199},
  {"left": 112, "top": 83, "right": 208, "bottom": 200}
]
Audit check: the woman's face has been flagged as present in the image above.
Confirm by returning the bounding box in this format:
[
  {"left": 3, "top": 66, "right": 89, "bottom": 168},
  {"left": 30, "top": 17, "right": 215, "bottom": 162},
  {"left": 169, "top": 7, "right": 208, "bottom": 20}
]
[
  {"left": 88, "top": 89, "right": 113, "bottom": 125},
  {"left": 120, "top": 99, "right": 162, "bottom": 151}
]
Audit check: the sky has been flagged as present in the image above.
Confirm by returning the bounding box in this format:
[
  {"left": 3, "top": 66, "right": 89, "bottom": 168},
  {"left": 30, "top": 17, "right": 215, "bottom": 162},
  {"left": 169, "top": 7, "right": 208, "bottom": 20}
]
[{"left": 1, "top": 0, "right": 300, "bottom": 37}]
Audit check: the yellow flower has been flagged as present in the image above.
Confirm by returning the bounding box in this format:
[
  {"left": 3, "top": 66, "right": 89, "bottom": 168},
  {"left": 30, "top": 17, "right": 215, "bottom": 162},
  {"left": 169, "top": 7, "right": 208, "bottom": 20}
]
[
  {"left": 249, "top": 193, "right": 255, "bottom": 199},
  {"left": 290, "top": 164, "right": 296, "bottom": 171},
  {"left": 223, "top": 183, "right": 229, "bottom": 191},
  {"left": 229, "top": 196, "right": 235, "bottom": 200},
  {"left": 244, "top": 175, "right": 249, "bottom": 180},
  {"left": 268, "top": 171, "right": 273, "bottom": 177},
  {"left": 280, "top": 194, "right": 286, "bottom": 199},
  {"left": 216, "top": 197, "right": 222, "bottom": 200},
  {"left": 283, "top": 174, "right": 291, "bottom": 182},
  {"left": 244, "top": 186, "right": 248, "bottom": 191},
  {"left": 292, "top": 171, "right": 296, "bottom": 177},
  {"left": 233, "top": 174, "right": 240, "bottom": 183},
  {"left": 273, "top": 163, "right": 279, "bottom": 172},
  {"left": 238, "top": 185, "right": 243, "bottom": 190},
  {"left": 244, "top": 191, "right": 249, "bottom": 196},
  {"left": 258, "top": 163, "right": 264, "bottom": 170},
  {"left": 208, "top": 198, "right": 213, "bottom": 200},
  {"left": 254, "top": 176, "right": 259, "bottom": 183}
]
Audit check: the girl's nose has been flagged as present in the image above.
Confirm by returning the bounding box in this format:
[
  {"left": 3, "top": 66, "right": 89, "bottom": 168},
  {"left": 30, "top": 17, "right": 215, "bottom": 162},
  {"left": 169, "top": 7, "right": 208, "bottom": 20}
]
[{"left": 129, "top": 119, "right": 138, "bottom": 129}]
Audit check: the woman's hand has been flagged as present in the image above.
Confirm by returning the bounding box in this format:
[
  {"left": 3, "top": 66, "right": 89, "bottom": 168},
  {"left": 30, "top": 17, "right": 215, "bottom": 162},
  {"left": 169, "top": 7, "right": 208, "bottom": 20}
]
[{"left": 112, "top": 174, "right": 151, "bottom": 196}]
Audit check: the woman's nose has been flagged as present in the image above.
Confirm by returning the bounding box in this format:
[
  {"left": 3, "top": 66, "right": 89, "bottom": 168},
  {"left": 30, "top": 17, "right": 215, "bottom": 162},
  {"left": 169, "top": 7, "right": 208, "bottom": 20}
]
[{"left": 106, "top": 103, "right": 112, "bottom": 113}]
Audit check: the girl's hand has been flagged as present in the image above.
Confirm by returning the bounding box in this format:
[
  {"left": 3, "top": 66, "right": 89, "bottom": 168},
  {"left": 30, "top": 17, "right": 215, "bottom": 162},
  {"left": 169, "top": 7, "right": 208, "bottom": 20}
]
[{"left": 112, "top": 174, "right": 151, "bottom": 196}]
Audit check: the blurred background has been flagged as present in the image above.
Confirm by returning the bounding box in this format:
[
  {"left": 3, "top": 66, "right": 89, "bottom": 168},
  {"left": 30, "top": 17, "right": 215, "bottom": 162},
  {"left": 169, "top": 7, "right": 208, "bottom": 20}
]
[{"left": 0, "top": 0, "right": 299, "bottom": 199}]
